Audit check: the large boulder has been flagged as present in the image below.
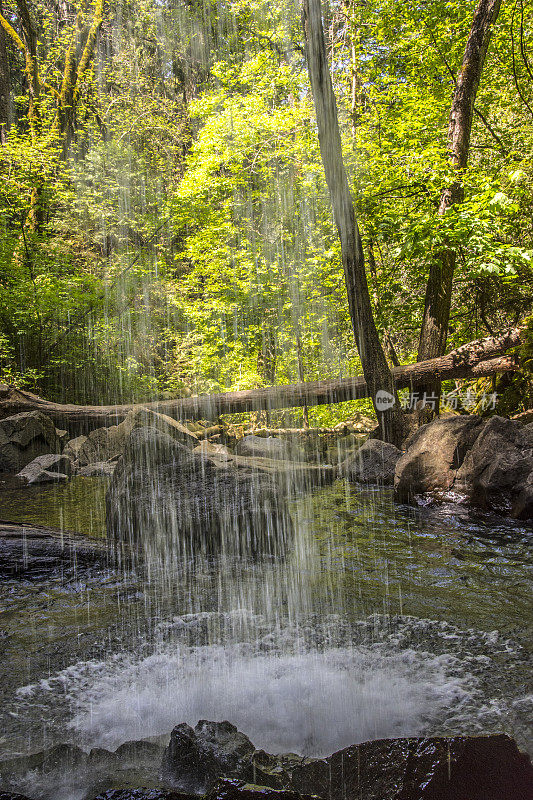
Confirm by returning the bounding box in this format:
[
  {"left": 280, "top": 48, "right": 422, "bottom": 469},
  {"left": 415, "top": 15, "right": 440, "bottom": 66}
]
[
  {"left": 66, "top": 408, "right": 199, "bottom": 468},
  {"left": 394, "top": 414, "right": 533, "bottom": 519},
  {"left": 162, "top": 721, "right": 255, "bottom": 793},
  {"left": 288, "top": 733, "right": 533, "bottom": 800},
  {"left": 235, "top": 436, "right": 292, "bottom": 461},
  {"left": 106, "top": 427, "right": 294, "bottom": 561},
  {"left": 454, "top": 416, "right": 533, "bottom": 519},
  {"left": 0, "top": 411, "right": 61, "bottom": 472},
  {"left": 16, "top": 453, "right": 72, "bottom": 485},
  {"left": 394, "top": 415, "right": 484, "bottom": 502},
  {"left": 343, "top": 439, "right": 401, "bottom": 485}
]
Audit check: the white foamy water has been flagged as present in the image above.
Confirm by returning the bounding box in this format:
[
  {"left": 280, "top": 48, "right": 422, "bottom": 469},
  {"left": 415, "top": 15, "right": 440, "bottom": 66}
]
[{"left": 15, "top": 615, "right": 480, "bottom": 758}]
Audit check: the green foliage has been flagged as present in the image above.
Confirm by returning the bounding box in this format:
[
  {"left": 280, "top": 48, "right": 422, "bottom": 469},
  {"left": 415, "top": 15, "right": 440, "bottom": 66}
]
[{"left": 0, "top": 0, "right": 531, "bottom": 420}]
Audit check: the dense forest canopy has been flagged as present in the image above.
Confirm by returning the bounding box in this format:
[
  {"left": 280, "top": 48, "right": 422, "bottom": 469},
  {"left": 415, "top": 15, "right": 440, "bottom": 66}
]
[{"left": 0, "top": 0, "right": 531, "bottom": 423}]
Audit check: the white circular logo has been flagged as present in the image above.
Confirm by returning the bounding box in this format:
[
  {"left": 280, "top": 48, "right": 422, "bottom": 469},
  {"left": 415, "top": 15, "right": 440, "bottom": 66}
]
[{"left": 375, "top": 389, "right": 395, "bottom": 412}]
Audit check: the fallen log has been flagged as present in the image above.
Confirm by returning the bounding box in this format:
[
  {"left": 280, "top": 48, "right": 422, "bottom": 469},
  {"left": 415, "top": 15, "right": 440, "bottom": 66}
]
[{"left": 0, "top": 328, "right": 522, "bottom": 434}]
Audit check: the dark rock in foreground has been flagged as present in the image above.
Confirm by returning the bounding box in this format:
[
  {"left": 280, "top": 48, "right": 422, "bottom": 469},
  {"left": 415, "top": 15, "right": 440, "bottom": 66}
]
[
  {"left": 395, "top": 414, "right": 533, "bottom": 520},
  {"left": 1, "top": 726, "right": 532, "bottom": 800},
  {"left": 0, "top": 791, "right": 38, "bottom": 800},
  {"left": 162, "top": 722, "right": 255, "bottom": 794},
  {"left": 290, "top": 733, "right": 533, "bottom": 800}
]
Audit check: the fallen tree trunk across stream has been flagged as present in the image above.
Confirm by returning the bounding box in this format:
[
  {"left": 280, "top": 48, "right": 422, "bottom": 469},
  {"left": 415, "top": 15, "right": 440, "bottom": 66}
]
[{"left": 0, "top": 328, "right": 522, "bottom": 433}]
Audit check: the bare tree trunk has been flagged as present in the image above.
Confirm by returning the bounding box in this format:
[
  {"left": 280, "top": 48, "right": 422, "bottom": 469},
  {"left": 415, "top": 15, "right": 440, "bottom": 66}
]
[
  {"left": 417, "top": 0, "right": 502, "bottom": 406},
  {"left": 302, "top": 0, "right": 407, "bottom": 446},
  {"left": 0, "top": 0, "right": 10, "bottom": 144}
]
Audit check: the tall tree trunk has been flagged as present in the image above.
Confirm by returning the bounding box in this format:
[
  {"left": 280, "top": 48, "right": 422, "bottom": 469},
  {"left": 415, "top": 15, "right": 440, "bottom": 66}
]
[
  {"left": 302, "top": 0, "right": 407, "bottom": 445},
  {"left": 417, "top": 0, "right": 502, "bottom": 406},
  {"left": 0, "top": 0, "right": 10, "bottom": 144}
]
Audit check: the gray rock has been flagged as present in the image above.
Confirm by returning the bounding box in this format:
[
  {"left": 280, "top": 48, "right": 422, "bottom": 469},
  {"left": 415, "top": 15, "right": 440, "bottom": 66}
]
[
  {"left": 63, "top": 434, "right": 88, "bottom": 463},
  {"left": 394, "top": 415, "right": 484, "bottom": 502},
  {"left": 0, "top": 411, "right": 61, "bottom": 472},
  {"left": 106, "top": 428, "right": 294, "bottom": 562},
  {"left": 235, "top": 436, "right": 291, "bottom": 461},
  {"left": 193, "top": 441, "right": 231, "bottom": 458},
  {"left": 16, "top": 453, "right": 72, "bottom": 485},
  {"left": 77, "top": 461, "right": 117, "bottom": 477},
  {"left": 124, "top": 408, "right": 199, "bottom": 450},
  {"left": 161, "top": 721, "right": 255, "bottom": 793},
  {"left": 67, "top": 409, "right": 199, "bottom": 468},
  {"left": 343, "top": 439, "right": 401, "bottom": 485}
]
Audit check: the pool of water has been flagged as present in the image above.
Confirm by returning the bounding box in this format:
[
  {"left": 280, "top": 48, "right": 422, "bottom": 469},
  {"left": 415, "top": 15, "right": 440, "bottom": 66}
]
[{"left": 0, "top": 477, "right": 531, "bottom": 778}]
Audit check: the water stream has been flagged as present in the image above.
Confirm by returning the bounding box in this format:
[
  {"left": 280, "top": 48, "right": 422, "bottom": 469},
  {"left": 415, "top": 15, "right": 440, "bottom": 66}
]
[{"left": 0, "top": 477, "right": 531, "bottom": 769}]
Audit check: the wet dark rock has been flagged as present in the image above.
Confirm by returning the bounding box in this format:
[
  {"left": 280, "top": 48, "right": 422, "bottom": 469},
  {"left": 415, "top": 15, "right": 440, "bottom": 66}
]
[
  {"left": 394, "top": 415, "right": 483, "bottom": 501},
  {"left": 162, "top": 721, "right": 256, "bottom": 794},
  {"left": 343, "top": 439, "right": 401, "bottom": 485},
  {"left": 107, "top": 428, "right": 294, "bottom": 560},
  {"left": 235, "top": 436, "right": 292, "bottom": 461},
  {"left": 16, "top": 453, "right": 72, "bottom": 484},
  {"left": 0, "top": 792, "right": 38, "bottom": 800},
  {"left": 0, "top": 522, "right": 107, "bottom": 579},
  {"left": 289, "top": 733, "right": 533, "bottom": 800},
  {"left": 394, "top": 414, "right": 533, "bottom": 520},
  {"left": 0, "top": 411, "right": 61, "bottom": 472},
  {"left": 1, "top": 730, "right": 531, "bottom": 800}
]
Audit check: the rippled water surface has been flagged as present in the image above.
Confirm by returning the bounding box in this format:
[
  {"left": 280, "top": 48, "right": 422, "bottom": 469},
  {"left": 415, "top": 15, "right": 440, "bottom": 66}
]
[{"left": 0, "top": 478, "right": 531, "bottom": 767}]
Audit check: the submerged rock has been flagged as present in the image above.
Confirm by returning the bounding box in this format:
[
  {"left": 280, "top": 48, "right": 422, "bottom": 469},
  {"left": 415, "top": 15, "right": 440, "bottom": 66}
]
[
  {"left": 394, "top": 414, "right": 533, "bottom": 519},
  {"left": 78, "top": 460, "right": 117, "bottom": 477},
  {"left": 16, "top": 453, "right": 72, "bottom": 484},
  {"left": 0, "top": 411, "right": 61, "bottom": 472},
  {"left": 92, "top": 792, "right": 193, "bottom": 800},
  {"left": 106, "top": 427, "right": 294, "bottom": 561},
  {"left": 343, "top": 439, "right": 401, "bottom": 485}
]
